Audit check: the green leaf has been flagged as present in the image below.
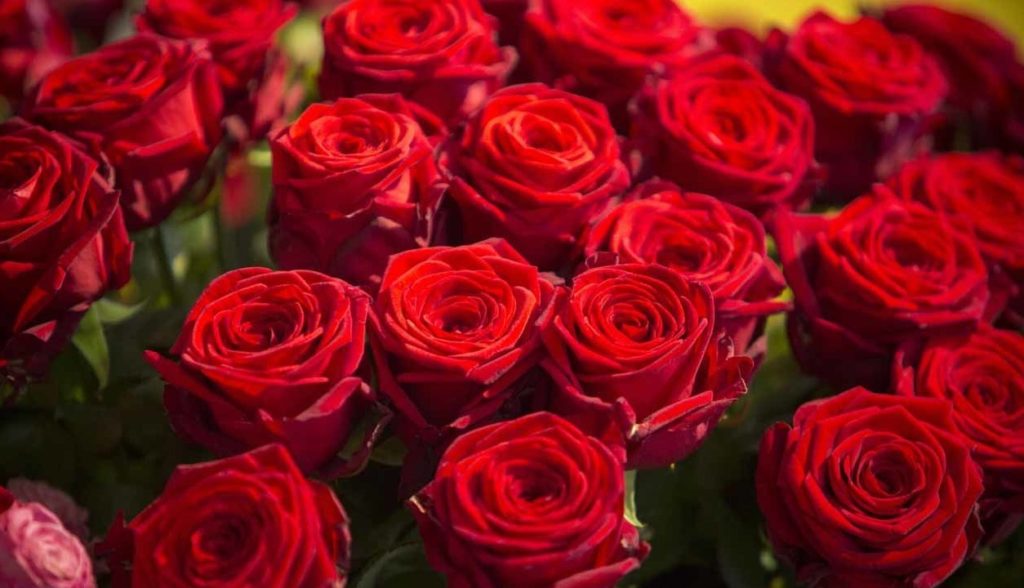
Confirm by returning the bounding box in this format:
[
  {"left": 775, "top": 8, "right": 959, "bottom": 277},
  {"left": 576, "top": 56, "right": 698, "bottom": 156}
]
[
  {"left": 369, "top": 435, "right": 407, "bottom": 467},
  {"left": 352, "top": 543, "right": 441, "bottom": 588},
  {"left": 71, "top": 305, "right": 109, "bottom": 390},
  {"left": 624, "top": 469, "right": 643, "bottom": 529},
  {"left": 94, "top": 297, "right": 148, "bottom": 325}
]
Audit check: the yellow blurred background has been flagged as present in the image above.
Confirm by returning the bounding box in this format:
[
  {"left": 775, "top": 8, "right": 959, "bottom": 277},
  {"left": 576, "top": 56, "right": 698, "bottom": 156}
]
[{"left": 684, "top": 0, "right": 1024, "bottom": 46}]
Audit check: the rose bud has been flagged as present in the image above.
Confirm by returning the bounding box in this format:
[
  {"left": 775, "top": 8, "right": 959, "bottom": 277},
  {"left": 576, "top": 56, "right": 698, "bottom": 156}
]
[
  {"left": 0, "top": 0, "right": 72, "bottom": 106},
  {"left": 6, "top": 479, "right": 89, "bottom": 542},
  {"left": 581, "top": 179, "right": 788, "bottom": 357},
  {"left": 146, "top": 267, "right": 380, "bottom": 477},
  {"left": 0, "top": 491, "right": 95, "bottom": 588},
  {"left": 22, "top": 33, "right": 224, "bottom": 231},
  {"left": 542, "top": 262, "right": 753, "bottom": 469},
  {"left": 319, "top": 0, "right": 516, "bottom": 123},
  {"left": 521, "top": 0, "right": 713, "bottom": 131},
  {"left": 137, "top": 0, "right": 298, "bottom": 141},
  {"left": 774, "top": 192, "right": 990, "bottom": 391},
  {"left": 886, "top": 152, "right": 1024, "bottom": 325},
  {"left": 757, "top": 388, "right": 983, "bottom": 588},
  {"left": 0, "top": 119, "right": 132, "bottom": 387},
  {"left": 100, "top": 444, "right": 350, "bottom": 588},
  {"left": 631, "top": 54, "right": 818, "bottom": 216},
  {"left": 269, "top": 94, "right": 444, "bottom": 293},
  {"left": 409, "top": 412, "right": 648, "bottom": 587},
  {"left": 440, "top": 83, "right": 630, "bottom": 271},
  {"left": 881, "top": 4, "right": 1018, "bottom": 150},
  {"left": 370, "top": 239, "right": 562, "bottom": 446},
  {"left": 895, "top": 326, "right": 1024, "bottom": 543},
  {"left": 764, "top": 12, "right": 947, "bottom": 201}
]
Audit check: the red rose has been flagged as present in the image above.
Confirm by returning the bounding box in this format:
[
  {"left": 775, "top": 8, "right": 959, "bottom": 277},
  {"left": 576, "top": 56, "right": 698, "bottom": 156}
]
[
  {"left": 269, "top": 94, "right": 444, "bottom": 292},
  {"left": 631, "top": 55, "right": 817, "bottom": 215},
  {"left": 23, "top": 34, "right": 224, "bottom": 230},
  {"left": 409, "top": 412, "right": 648, "bottom": 588},
  {"left": 521, "top": 0, "right": 712, "bottom": 129},
  {"left": 582, "top": 180, "right": 787, "bottom": 356},
  {"left": 775, "top": 193, "right": 989, "bottom": 390},
  {"left": 480, "top": 0, "right": 526, "bottom": 46},
  {"left": 440, "top": 83, "right": 630, "bottom": 270},
  {"left": 0, "top": 0, "right": 72, "bottom": 104},
  {"left": 757, "top": 388, "right": 983, "bottom": 587},
  {"left": 895, "top": 326, "right": 1024, "bottom": 542},
  {"left": 101, "top": 444, "right": 350, "bottom": 588},
  {"left": 765, "top": 12, "right": 947, "bottom": 200},
  {"left": 1000, "top": 62, "right": 1024, "bottom": 154},
  {"left": 542, "top": 262, "right": 752, "bottom": 468},
  {"left": 146, "top": 267, "right": 379, "bottom": 476},
  {"left": 0, "top": 119, "right": 132, "bottom": 386},
  {"left": 370, "top": 240, "right": 562, "bottom": 445},
  {"left": 319, "top": 0, "right": 515, "bottom": 123},
  {"left": 886, "top": 152, "right": 1024, "bottom": 324}
]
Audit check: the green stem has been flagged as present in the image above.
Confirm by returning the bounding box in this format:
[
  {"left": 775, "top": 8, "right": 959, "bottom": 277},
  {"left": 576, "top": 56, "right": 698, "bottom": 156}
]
[
  {"left": 211, "top": 202, "right": 229, "bottom": 272},
  {"left": 152, "top": 225, "right": 181, "bottom": 305}
]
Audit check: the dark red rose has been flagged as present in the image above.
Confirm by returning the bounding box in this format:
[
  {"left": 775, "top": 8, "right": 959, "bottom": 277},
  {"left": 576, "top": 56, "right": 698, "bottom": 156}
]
[
  {"left": 0, "top": 119, "right": 132, "bottom": 386},
  {"left": 1000, "top": 62, "right": 1024, "bottom": 154},
  {"left": 370, "top": 240, "right": 562, "bottom": 445},
  {"left": 319, "top": 0, "right": 515, "bottom": 123},
  {"left": 542, "top": 262, "right": 752, "bottom": 468},
  {"left": 0, "top": 487, "right": 11, "bottom": 514},
  {"left": 765, "top": 12, "right": 947, "bottom": 200},
  {"left": 521, "top": 0, "right": 712, "bottom": 130},
  {"left": 409, "top": 412, "right": 648, "bottom": 588},
  {"left": 0, "top": 0, "right": 72, "bottom": 105},
  {"left": 440, "top": 83, "right": 630, "bottom": 270},
  {"left": 582, "top": 180, "right": 787, "bottom": 356},
  {"left": 895, "top": 326, "right": 1024, "bottom": 543},
  {"left": 775, "top": 192, "right": 990, "bottom": 391},
  {"left": 714, "top": 26, "right": 765, "bottom": 68},
  {"left": 631, "top": 54, "right": 817, "bottom": 215},
  {"left": 269, "top": 94, "right": 444, "bottom": 292},
  {"left": 53, "top": 0, "right": 124, "bottom": 42},
  {"left": 757, "top": 388, "right": 983, "bottom": 588},
  {"left": 480, "top": 0, "right": 526, "bottom": 46},
  {"left": 22, "top": 34, "right": 224, "bottom": 231},
  {"left": 886, "top": 152, "right": 1024, "bottom": 323},
  {"left": 146, "top": 267, "right": 380, "bottom": 476},
  {"left": 101, "top": 444, "right": 350, "bottom": 588}
]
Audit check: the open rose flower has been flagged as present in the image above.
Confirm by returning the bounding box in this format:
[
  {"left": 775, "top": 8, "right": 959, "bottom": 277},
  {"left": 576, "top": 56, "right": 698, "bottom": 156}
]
[
  {"left": 764, "top": 12, "right": 947, "bottom": 200},
  {"left": 542, "top": 262, "right": 753, "bottom": 468},
  {"left": 319, "top": 0, "right": 515, "bottom": 123},
  {"left": 521, "top": 0, "right": 712, "bottom": 130},
  {"left": 101, "top": 444, "right": 350, "bottom": 588},
  {"left": 6, "top": 479, "right": 89, "bottom": 542},
  {"left": 1, "top": 119, "right": 132, "bottom": 386},
  {"left": 895, "top": 326, "right": 1024, "bottom": 543},
  {"left": 22, "top": 33, "right": 224, "bottom": 230},
  {"left": 409, "top": 412, "right": 648, "bottom": 587},
  {"left": 440, "top": 83, "right": 629, "bottom": 270},
  {"left": 581, "top": 179, "right": 787, "bottom": 356},
  {"left": 269, "top": 94, "right": 444, "bottom": 292},
  {"left": 146, "top": 267, "right": 380, "bottom": 477},
  {"left": 775, "top": 192, "right": 989, "bottom": 391},
  {"left": 0, "top": 0, "right": 72, "bottom": 105},
  {"left": 631, "top": 55, "right": 817, "bottom": 215},
  {"left": 0, "top": 494, "right": 94, "bottom": 588},
  {"left": 370, "top": 240, "right": 562, "bottom": 446},
  {"left": 757, "top": 388, "right": 983, "bottom": 587}
]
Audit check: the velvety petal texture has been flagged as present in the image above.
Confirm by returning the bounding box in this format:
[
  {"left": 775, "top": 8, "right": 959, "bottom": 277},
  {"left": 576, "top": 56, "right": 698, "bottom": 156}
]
[
  {"left": 0, "top": 494, "right": 95, "bottom": 588},
  {"left": 146, "top": 267, "right": 377, "bottom": 476},
  {"left": 756, "top": 388, "right": 984, "bottom": 587},
  {"left": 409, "top": 412, "right": 648, "bottom": 587}
]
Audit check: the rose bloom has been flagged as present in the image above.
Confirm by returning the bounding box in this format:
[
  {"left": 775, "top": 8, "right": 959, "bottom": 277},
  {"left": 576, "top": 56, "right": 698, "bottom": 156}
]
[
  {"left": 521, "top": 0, "right": 712, "bottom": 130},
  {"left": 757, "top": 388, "right": 983, "bottom": 588},
  {"left": 581, "top": 179, "right": 787, "bottom": 356},
  {"left": 765, "top": 12, "right": 947, "bottom": 200},
  {"left": 22, "top": 33, "right": 224, "bottom": 230},
  {"left": 631, "top": 54, "right": 817, "bottom": 216},
  {"left": 101, "top": 444, "right": 350, "bottom": 588},
  {"left": 6, "top": 479, "right": 89, "bottom": 542},
  {"left": 775, "top": 192, "right": 989, "bottom": 391},
  {"left": 895, "top": 326, "right": 1024, "bottom": 543},
  {"left": 0, "top": 494, "right": 95, "bottom": 588},
  {"left": 440, "top": 83, "right": 630, "bottom": 270},
  {"left": 147, "top": 267, "right": 377, "bottom": 476},
  {"left": 0, "top": 119, "right": 132, "bottom": 385},
  {"left": 269, "top": 94, "right": 444, "bottom": 292},
  {"left": 370, "top": 240, "right": 562, "bottom": 445},
  {"left": 410, "top": 412, "right": 648, "bottom": 587},
  {"left": 319, "top": 0, "right": 515, "bottom": 123},
  {"left": 0, "top": 0, "right": 72, "bottom": 105},
  {"left": 542, "top": 262, "right": 753, "bottom": 468}
]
